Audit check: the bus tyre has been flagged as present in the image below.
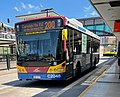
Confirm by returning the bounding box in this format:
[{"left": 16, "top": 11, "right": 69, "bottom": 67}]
[
  {"left": 76, "top": 62, "right": 81, "bottom": 78},
  {"left": 93, "top": 58, "right": 96, "bottom": 68}
]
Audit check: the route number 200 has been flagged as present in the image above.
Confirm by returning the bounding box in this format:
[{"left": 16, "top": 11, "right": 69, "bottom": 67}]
[{"left": 45, "top": 21, "right": 55, "bottom": 29}]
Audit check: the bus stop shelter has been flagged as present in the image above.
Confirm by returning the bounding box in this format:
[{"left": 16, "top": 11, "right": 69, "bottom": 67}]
[{"left": 89, "top": 0, "right": 120, "bottom": 40}]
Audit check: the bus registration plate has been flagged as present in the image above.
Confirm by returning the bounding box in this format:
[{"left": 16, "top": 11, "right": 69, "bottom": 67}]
[{"left": 33, "top": 76, "right": 41, "bottom": 79}]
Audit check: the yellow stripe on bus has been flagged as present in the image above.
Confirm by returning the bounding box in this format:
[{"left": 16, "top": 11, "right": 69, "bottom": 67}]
[
  {"left": 16, "top": 65, "right": 27, "bottom": 73},
  {"left": 47, "top": 61, "right": 66, "bottom": 73}
]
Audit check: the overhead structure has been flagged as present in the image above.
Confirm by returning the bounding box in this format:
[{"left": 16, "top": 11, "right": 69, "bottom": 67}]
[{"left": 89, "top": 0, "right": 120, "bottom": 40}]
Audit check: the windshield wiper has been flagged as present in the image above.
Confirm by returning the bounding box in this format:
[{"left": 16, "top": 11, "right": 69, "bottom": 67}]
[
  {"left": 39, "top": 56, "right": 54, "bottom": 61},
  {"left": 18, "top": 56, "right": 27, "bottom": 61},
  {"left": 18, "top": 54, "right": 37, "bottom": 61}
]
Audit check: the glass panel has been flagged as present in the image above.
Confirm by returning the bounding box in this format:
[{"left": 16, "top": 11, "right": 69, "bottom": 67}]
[
  {"left": 17, "top": 30, "right": 59, "bottom": 59},
  {"left": 85, "top": 20, "right": 94, "bottom": 25},
  {"left": 87, "top": 36, "right": 91, "bottom": 54},
  {"left": 0, "top": 47, "right": 3, "bottom": 54},
  {"left": 92, "top": 38, "right": 100, "bottom": 53},
  {"left": 96, "top": 25, "right": 104, "bottom": 31},
  {"left": 96, "top": 31, "right": 103, "bottom": 35},
  {"left": 95, "top": 19, "right": 103, "bottom": 24},
  {"left": 105, "top": 25, "right": 111, "bottom": 32},
  {"left": 8, "top": 48, "right": 10, "bottom": 54},
  {"left": 86, "top": 25, "right": 94, "bottom": 30},
  {"left": 74, "top": 30, "right": 82, "bottom": 54},
  {"left": 4, "top": 48, "right": 8, "bottom": 54}
]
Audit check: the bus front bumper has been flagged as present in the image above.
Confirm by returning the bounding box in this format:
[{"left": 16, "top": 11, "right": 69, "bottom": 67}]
[{"left": 18, "top": 73, "right": 66, "bottom": 80}]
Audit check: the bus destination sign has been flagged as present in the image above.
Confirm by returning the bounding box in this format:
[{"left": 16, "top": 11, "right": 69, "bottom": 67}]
[{"left": 16, "top": 18, "right": 63, "bottom": 33}]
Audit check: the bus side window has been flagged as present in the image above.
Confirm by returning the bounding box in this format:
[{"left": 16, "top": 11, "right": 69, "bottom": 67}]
[
  {"left": 92, "top": 38, "right": 99, "bottom": 53},
  {"left": 74, "top": 30, "right": 82, "bottom": 54},
  {"left": 69, "top": 46, "right": 73, "bottom": 58},
  {"left": 87, "top": 36, "right": 91, "bottom": 54}
]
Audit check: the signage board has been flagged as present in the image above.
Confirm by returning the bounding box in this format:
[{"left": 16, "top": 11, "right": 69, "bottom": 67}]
[
  {"left": 16, "top": 18, "right": 63, "bottom": 33},
  {"left": 114, "top": 20, "right": 120, "bottom": 32}
]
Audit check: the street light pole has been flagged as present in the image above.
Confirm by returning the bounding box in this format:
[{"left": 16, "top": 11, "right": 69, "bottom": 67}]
[
  {"left": 0, "top": 22, "right": 4, "bottom": 28},
  {"left": 0, "top": 18, "right": 10, "bottom": 28}
]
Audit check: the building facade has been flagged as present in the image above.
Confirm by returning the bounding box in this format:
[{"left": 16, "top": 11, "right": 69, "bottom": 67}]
[{"left": 0, "top": 22, "right": 16, "bottom": 60}]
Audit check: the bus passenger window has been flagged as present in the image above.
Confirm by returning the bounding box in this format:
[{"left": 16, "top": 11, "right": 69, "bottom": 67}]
[
  {"left": 74, "top": 30, "right": 82, "bottom": 54},
  {"left": 92, "top": 39, "right": 100, "bottom": 53},
  {"left": 87, "top": 36, "right": 91, "bottom": 54},
  {"left": 75, "top": 39, "right": 81, "bottom": 54}
]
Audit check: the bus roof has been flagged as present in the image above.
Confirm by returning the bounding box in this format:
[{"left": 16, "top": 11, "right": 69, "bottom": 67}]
[{"left": 66, "top": 18, "right": 100, "bottom": 40}]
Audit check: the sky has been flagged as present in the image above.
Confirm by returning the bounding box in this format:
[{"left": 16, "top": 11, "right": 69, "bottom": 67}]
[{"left": 0, "top": 0, "right": 99, "bottom": 27}]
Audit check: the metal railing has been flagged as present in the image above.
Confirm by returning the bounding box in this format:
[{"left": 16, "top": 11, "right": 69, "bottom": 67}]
[{"left": 0, "top": 54, "right": 16, "bottom": 70}]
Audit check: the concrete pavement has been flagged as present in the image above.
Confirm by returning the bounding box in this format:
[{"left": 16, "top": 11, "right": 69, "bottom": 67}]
[{"left": 81, "top": 58, "right": 120, "bottom": 97}]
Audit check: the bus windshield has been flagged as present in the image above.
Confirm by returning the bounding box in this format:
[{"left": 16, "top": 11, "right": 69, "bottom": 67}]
[{"left": 16, "top": 30, "right": 60, "bottom": 61}]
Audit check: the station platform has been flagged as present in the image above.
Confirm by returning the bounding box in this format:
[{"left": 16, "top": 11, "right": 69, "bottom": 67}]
[{"left": 81, "top": 58, "right": 120, "bottom": 97}]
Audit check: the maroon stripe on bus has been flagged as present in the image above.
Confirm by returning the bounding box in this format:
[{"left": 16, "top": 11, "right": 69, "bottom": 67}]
[{"left": 25, "top": 66, "right": 49, "bottom": 73}]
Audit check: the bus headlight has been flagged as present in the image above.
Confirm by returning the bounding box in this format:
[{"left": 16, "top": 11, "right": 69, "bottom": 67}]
[
  {"left": 58, "top": 68, "right": 64, "bottom": 72},
  {"left": 53, "top": 62, "right": 57, "bottom": 66}
]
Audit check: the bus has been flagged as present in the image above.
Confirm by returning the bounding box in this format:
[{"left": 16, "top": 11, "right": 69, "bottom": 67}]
[
  {"left": 103, "top": 48, "right": 117, "bottom": 56},
  {"left": 15, "top": 15, "right": 100, "bottom": 80}
]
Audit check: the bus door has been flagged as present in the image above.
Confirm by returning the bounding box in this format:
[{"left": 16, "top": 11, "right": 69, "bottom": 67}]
[
  {"left": 89, "top": 37, "right": 93, "bottom": 68},
  {"left": 66, "top": 29, "right": 74, "bottom": 78},
  {"left": 91, "top": 38, "right": 94, "bottom": 67}
]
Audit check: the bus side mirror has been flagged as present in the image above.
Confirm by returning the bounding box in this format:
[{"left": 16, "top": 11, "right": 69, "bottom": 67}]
[{"left": 62, "top": 29, "right": 68, "bottom": 40}]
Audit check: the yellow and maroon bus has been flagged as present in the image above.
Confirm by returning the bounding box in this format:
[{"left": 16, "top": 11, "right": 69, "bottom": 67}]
[{"left": 15, "top": 15, "right": 100, "bottom": 80}]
